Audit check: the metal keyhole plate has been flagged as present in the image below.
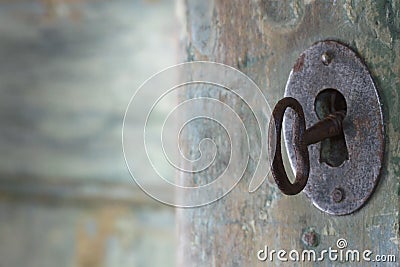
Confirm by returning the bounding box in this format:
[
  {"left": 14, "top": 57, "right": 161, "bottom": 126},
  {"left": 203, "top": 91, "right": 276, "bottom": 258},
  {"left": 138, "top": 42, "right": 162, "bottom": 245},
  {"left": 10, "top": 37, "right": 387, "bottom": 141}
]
[{"left": 283, "top": 40, "right": 384, "bottom": 215}]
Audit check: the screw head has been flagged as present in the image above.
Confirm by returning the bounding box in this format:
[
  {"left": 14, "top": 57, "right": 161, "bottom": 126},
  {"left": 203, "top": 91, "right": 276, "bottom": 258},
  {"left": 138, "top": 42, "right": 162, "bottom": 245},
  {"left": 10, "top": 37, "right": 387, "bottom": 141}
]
[
  {"left": 321, "top": 52, "right": 332, "bottom": 65},
  {"left": 301, "top": 228, "right": 319, "bottom": 247},
  {"left": 332, "top": 188, "right": 344, "bottom": 203}
]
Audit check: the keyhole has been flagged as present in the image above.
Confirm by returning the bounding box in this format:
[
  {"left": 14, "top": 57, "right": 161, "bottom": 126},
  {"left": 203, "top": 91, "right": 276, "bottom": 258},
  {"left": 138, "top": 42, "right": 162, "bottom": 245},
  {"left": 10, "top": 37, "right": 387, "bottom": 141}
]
[{"left": 314, "top": 89, "right": 349, "bottom": 167}]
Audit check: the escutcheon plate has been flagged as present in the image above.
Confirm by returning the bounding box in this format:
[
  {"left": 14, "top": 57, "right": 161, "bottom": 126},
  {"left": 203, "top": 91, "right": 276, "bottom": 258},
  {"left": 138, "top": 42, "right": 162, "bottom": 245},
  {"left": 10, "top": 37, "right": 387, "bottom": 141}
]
[{"left": 283, "top": 40, "right": 384, "bottom": 215}]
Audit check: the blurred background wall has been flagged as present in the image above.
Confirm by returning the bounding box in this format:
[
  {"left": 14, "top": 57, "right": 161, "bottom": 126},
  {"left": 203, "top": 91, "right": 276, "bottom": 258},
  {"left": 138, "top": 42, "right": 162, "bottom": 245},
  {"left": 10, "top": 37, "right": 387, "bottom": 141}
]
[{"left": 0, "top": 0, "right": 180, "bottom": 266}]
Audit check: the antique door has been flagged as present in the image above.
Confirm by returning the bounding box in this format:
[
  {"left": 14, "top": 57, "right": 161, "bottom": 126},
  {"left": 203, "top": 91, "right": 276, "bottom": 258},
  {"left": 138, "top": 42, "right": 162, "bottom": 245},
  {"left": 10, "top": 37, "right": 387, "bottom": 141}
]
[{"left": 178, "top": 1, "right": 399, "bottom": 266}]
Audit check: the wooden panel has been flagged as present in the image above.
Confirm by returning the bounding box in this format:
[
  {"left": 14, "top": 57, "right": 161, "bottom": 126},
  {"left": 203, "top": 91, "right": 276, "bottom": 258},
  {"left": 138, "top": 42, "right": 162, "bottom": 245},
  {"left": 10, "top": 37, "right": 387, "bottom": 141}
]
[
  {"left": 0, "top": 0, "right": 177, "bottom": 182},
  {"left": 0, "top": 1, "right": 178, "bottom": 266},
  {"left": 178, "top": 0, "right": 399, "bottom": 266},
  {"left": 0, "top": 202, "right": 175, "bottom": 267}
]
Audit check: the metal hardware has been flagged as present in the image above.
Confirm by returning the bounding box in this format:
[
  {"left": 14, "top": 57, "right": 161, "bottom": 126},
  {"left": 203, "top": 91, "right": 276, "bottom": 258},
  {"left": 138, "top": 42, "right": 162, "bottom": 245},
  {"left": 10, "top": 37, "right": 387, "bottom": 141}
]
[
  {"left": 269, "top": 40, "right": 384, "bottom": 215},
  {"left": 269, "top": 97, "right": 345, "bottom": 195}
]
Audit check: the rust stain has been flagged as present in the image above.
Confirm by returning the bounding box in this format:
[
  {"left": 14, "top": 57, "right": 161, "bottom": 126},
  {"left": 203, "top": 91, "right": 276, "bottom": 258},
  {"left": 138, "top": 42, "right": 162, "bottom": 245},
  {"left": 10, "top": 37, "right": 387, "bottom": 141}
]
[{"left": 293, "top": 53, "right": 305, "bottom": 72}]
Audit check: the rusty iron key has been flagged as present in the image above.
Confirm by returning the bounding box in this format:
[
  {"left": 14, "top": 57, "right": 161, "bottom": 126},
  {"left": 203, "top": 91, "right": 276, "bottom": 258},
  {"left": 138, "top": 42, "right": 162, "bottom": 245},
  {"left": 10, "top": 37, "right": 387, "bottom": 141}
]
[{"left": 269, "top": 97, "right": 346, "bottom": 195}]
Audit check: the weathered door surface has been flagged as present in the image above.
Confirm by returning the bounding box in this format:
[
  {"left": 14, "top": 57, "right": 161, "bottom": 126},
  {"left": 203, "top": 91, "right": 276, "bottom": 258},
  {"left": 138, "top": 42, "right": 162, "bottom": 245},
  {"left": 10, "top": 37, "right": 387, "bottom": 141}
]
[
  {"left": 178, "top": 1, "right": 399, "bottom": 266},
  {"left": 0, "top": 1, "right": 177, "bottom": 266}
]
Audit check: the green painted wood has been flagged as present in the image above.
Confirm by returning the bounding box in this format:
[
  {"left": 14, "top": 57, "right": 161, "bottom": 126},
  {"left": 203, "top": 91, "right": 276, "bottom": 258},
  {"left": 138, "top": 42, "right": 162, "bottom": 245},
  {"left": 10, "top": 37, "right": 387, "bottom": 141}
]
[
  {"left": 178, "top": 0, "right": 399, "bottom": 266},
  {"left": 0, "top": 0, "right": 177, "bottom": 183},
  {"left": 0, "top": 1, "right": 178, "bottom": 266}
]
